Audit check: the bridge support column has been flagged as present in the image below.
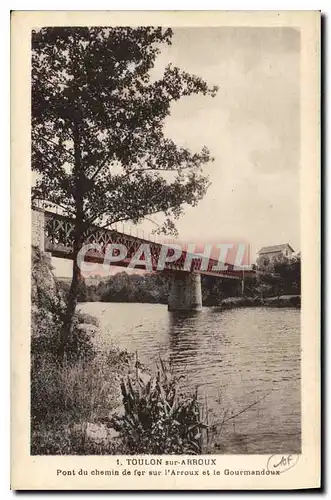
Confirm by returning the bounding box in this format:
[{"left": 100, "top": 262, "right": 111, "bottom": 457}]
[
  {"left": 168, "top": 272, "right": 202, "bottom": 311},
  {"left": 32, "top": 209, "right": 45, "bottom": 252}
]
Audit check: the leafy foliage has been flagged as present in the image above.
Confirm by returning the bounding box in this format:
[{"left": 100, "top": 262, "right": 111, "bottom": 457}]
[
  {"left": 31, "top": 310, "right": 96, "bottom": 363},
  {"left": 254, "top": 255, "right": 301, "bottom": 299},
  {"left": 32, "top": 27, "right": 217, "bottom": 232},
  {"left": 112, "top": 359, "right": 206, "bottom": 454},
  {"left": 59, "top": 272, "right": 169, "bottom": 303}
]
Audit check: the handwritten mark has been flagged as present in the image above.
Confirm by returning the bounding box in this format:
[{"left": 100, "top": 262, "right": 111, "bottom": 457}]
[{"left": 267, "top": 454, "right": 299, "bottom": 474}]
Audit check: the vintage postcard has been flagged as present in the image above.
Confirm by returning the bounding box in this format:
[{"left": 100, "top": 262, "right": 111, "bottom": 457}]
[{"left": 11, "top": 10, "right": 320, "bottom": 490}]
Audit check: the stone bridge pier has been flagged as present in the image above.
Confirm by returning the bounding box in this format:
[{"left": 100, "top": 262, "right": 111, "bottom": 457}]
[
  {"left": 168, "top": 272, "right": 202, "bottom": 311},
  {"left": 32, "top": 209, "right": 52, "bottom": 265}
]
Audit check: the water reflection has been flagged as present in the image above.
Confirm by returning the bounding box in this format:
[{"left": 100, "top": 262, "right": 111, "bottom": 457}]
[
  {"left": 79, "top": 302, "right": 301, "bottom": 454},
  {"left": 168, "top": 310, "right": 204, "bottom": 361}
]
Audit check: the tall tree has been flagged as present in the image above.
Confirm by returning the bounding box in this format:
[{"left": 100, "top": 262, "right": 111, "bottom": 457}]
[{"left": 32, "top": 27, "right": 218, "bottom": 350}]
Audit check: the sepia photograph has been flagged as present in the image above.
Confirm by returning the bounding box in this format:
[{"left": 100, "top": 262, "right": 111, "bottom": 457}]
[
  {"left": 11, "top": 10, "right": 320, "bottom": 490},
  {"left": 30, "top": 23, "right": 302, "bottom": 457}
]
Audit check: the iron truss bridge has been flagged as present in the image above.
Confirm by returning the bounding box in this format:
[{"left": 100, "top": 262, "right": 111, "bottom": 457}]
[{"left": 43, "top": 210, "right": 254, "bottom": 280}]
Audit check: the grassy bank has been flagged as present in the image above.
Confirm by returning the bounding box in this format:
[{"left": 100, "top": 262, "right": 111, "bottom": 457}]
[
  {"left": 31, "top": 343, "right": 133, "bottom": 455},
  {"left": 220, "top": 295, "right": 301, "bottom": 310},
  {"left": 31, "top": 338, "right": 208, "bottom": 455},
  {"left": 31, "top": 248, "right": 130, "bottom": 454},
  {"left": 31, "top": 248, "right": 209, "bottom": 455}
]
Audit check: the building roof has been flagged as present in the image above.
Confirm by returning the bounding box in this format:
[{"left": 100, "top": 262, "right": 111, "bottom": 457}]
[{"left": 257, "top": 243, "right": 295, "bottom": 255}]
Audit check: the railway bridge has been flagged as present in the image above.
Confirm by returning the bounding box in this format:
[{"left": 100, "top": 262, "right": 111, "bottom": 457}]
[{"left": 32, "top": 208, "right": 252, "bottom": 311}]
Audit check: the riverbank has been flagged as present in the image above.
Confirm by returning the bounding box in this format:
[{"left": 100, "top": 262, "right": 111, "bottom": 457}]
[
  {"left": 31, "top": 324, "right": 208, "bottom": 455},
  {"left": 31, "top": 342, "right": 134, "bottom": 455},
  {"left": 220, "top": 295, "right": 301, "bottom": 310},
  {"left": 31, "top": 249, "right": 209, "bottom": 455},
  {"left": 31, "top": 248, "right": 133, "bottom": 454}
]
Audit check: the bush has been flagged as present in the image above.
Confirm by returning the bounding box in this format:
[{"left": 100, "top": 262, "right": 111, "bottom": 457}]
[
  {"left": 76, "top": 311, "right": 100, "bottom": 327},
  {"left": 31, "top": 317, "right": 96, "bottom": 364},
  {"left": 112, "top": 359, "right": 207, "bottom": 454}
]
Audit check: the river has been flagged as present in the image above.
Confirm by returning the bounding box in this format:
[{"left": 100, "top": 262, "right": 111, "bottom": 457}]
[{"left": 79, "top": 302, "right": 301, "bottom": 454}]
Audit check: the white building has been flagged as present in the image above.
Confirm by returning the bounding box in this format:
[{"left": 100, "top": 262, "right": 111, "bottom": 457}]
[{"left": 257, "top": 243, "right": 295, "bottom": 267}]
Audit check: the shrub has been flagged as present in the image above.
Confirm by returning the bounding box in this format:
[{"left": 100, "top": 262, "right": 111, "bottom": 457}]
[
  {"left": 111, "top": 359, "right": 207, "bottom": 454},
  {"left": 31, "top": 318, "right": 96, "bottom": 364},
  {"left": 76, "top": 311, "right": 100, "bottom": 327}
]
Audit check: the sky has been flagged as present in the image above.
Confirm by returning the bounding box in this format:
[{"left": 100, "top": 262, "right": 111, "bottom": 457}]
[{"left": 53, "top": 27, "right": 300, "bottom": 277}]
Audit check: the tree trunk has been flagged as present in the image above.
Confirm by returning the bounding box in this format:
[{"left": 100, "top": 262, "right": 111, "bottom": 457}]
[
  {"left": 59, "top": 229, "right": 83, "bottom": 357},
  {"left": 59, "top": 117, "right": 84, "bottom": 358}
]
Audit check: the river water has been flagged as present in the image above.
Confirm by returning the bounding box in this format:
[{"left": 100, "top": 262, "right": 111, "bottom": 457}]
[{"left": 79, "top": 302, "right": 301, "bottom": 454}]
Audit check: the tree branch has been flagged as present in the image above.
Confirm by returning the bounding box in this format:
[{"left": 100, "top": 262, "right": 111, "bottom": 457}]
[
  {"left": 141, "top": 216, "right": 160, "bottom": 227},
  {"left": 88, "top": 158, "right": 110, "bottom": 182},
  {"left": 121, "top": 164, "right": 195, "bottom": 180},
  {"left": 212, "top": 390, "right": 273, "bottom": 430},
  {"left": 32, "top": 198, "right": 75, "bottom": 216},
  {"left": 46, "top": 202, "right": 75, "bottom": 215},
  {"left": 86, "top": 204, "right": 180, "bottom": 231},
  {"left": 39, "top": 136, "right": 75, "bottom": 160}
]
